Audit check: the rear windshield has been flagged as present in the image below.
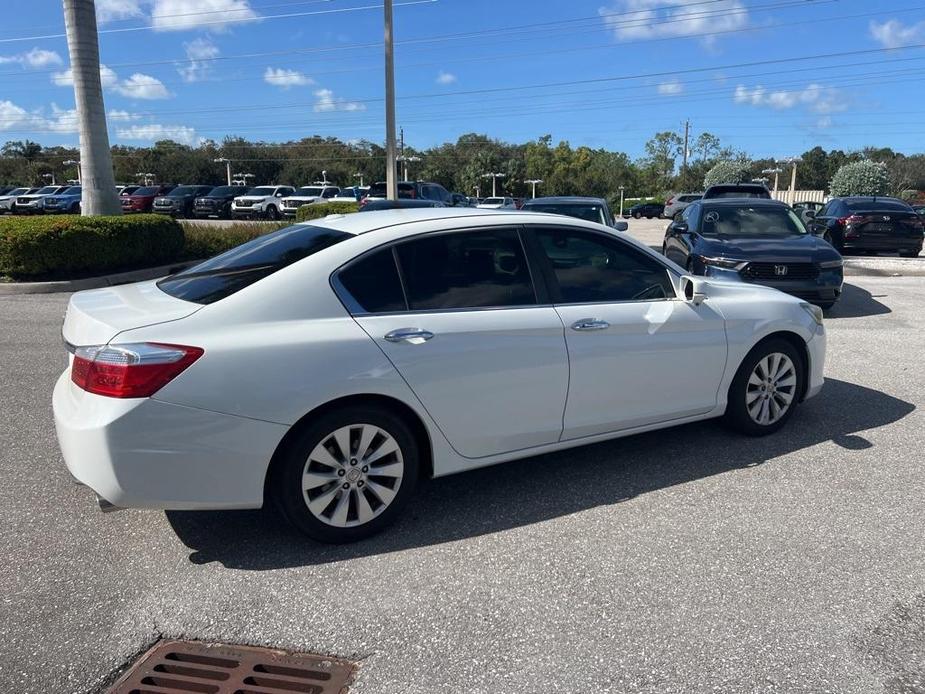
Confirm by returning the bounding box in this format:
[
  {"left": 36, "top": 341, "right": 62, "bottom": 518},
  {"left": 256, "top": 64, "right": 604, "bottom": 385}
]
[
  {"left": 207, "top": 186, "right": 246, "bottom": 196},
  {"left": 701, "top": 206, "right": 806, "bottom": 237},
  {"left": 157, "top": 224, "right": 351, "bottom": 304},
  {"left": 524, "top": 203, "right": 605, "bottom": 224},
  {"left": 134, "top": 186, "right": 159, "bottom": 196},
  {"left": 846, "top": 199, "right": 913, "bottom": 212},
  {"left": 368, "top": 182, "right": 415, "bottom": 197},
  {"left": 483, "top": 198, "right": 503, "bottom": 204}
]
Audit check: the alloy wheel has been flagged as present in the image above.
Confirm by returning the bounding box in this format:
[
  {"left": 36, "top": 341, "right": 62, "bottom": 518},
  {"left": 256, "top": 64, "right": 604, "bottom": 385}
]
[
  {"left": 301, "top": 424, "right": 404, "bottom": 528},
  {"left": 746, "top": 352, "right": 797, "bottom": 426}
]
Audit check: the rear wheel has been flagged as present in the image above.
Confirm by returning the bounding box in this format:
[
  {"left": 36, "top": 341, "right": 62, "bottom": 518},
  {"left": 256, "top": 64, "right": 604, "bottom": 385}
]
[
  {"left": 817, "top": 301, "right": 836, "bottom": 310},
  {"left": 633, "top": 212, "right": 641, "bottom": 219},
  {"left": 273, "top": 406, "right": 420, "bottom": 543},
  {"left": 900, "top": 249, "right": 920, "bottom": 258},
  {"left": 724, "top": 339, "right": 804, "bottom": 436}
]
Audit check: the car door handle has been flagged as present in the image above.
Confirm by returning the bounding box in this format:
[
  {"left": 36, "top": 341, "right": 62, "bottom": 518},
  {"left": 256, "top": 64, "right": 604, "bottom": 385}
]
[
  {"left": 571, "top": 319, "right": 610, "bottom": 331},
  {"left": 384, "top": 328, "right": 435, "bottom": 343}
]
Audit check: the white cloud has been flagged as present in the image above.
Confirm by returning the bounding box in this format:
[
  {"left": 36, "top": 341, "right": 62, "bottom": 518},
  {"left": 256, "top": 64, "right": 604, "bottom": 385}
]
[
  {"left": 600, "top": 0, "right": 747, "bottom": 42},
  {"left": 53, "top": 65, "right": 170, "bottom": 99},
  {"left": 436, "top": 70, "right": 457, "bottom": 85},
  {"left": 0, "top": 48, "right": 63, "bottom": 69},
  {"left": 177, "top": 38, "right": 219, "bottom": 82},
  {"left": 0, "top": 100, "right": 78, "bottom": 134},
  {"left": 108, "top": 109, "right": 141, "bottom": 122},
  {"left": 263, "top": 67, "right": 314, "bottom": 88},
  {"left": 313, "top": 88, "right": 365, "bottom": 112},
  {"left": 734, "top": 83, "right": 848, "bottom": 114},
  {"left": 150, "top": 0, "right": 258, "bottom": 31},
  {"left": 657, "top": 79, "right": 683, "bottom": 95},
  {"left": 869, "top": 19, "right": 925, "bottom": 49},
  {"left": 51, "top": 64, "right": 119, "bottom": 88},
  {"left": 116, "top": 73, "right": 171, "bottom": 99},
  {"left": 95, "top": 0, "right": 144, "bottom": 23},
  {"left": 116, "top": 123, "right": 201, "bottom": 145}
]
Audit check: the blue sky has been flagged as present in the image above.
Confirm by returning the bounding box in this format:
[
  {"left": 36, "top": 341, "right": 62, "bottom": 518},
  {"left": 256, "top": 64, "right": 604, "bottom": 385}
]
[{"left": 1, "top": 0, "right": 924, "bottom": 159}]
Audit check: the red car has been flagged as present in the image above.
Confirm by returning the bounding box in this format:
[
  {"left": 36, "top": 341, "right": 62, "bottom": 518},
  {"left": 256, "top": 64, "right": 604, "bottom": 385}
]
[{"left": 121, "top": 184, "right": 175, "bottom": 213}]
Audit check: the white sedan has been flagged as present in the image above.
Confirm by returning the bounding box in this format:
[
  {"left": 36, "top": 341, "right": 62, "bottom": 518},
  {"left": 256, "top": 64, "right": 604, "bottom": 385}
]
[{"left": 54, "top": 209, "right": 826, "bottom": 543}]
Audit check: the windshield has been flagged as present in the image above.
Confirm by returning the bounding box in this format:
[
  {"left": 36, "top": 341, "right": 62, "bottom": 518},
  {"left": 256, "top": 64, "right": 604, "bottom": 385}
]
[
  {"left": 36, "top": 186, "right": 58, "bottom": 194},
  {"left": 168, "top": 186, "right": 199, "bottom": 197},
  {"left": 157, "top": 224, "right": 351, "bottom": 304},
  {"left": 701, "top": 206, "right": 807, "bottom": 237},
  {"left": 62, "top": 186, "right": 81, "bottom": 195},
  {"left": 525, "top": 203, "right": 605, "bottom": 224},
  {"left": 7, "top": 188, "right": 28, "bottom": 196},
  {"left": 206, "top": 186, "right": 244, "bottom": 196},
  {"left": 247, "top": 187, "right": 275, "bottom": 196},
  {"left": 295, "top": 187, "right": 324, "bottom": 196},
  {"left": 134, "top": 186, "right": 159, "bottom": 196}
]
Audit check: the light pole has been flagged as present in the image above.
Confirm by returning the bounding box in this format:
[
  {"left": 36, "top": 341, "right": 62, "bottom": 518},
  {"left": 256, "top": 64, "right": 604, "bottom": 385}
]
[
  {"left": 214, "top": 157, "right": 232, "bottom": 185},
  {"left": 525, "top": 179, "right": 543, "bottom": 198},
  {"left": 398, "top": 155, "right": 421, "bottom": 182},
  {"left": 321, "top": 169, "right": 329, "bottom": 185},
  {"left": 42, "top": 172, "right": 56, "bottom": 185},
  {"left": 136, "top": 172, "right": 155, "bottom": 185},
  {"left": 481, "top": 172, "right": 506, "bottom": 197},
  {"left": 785, "top": 157, "right": 801, "bottom": 206},
  {"left": 762, "top": 167, "right": 783, "bottom": 197},
  {"left": 618, "top": 185, "right": 625, "bottom": 218},
  {"left": 473, "top": 185, "right": 480, "bottom": 199},
  {"left": 353, "top": 173, "right": 365, "bottom": 188},
  {"left": 233, "top": 172, "right": 255, "bottom": 186},
  {"left": 384, "top": 0, "right": 398, "bottom": 201},
  {"left": 64, "top": 159, "right": 81, "bottom": 184}
]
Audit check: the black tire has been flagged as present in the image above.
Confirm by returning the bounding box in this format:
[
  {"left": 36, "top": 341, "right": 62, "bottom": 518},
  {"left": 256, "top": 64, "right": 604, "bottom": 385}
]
[
  {"left": 266, "top": 205, "right": 280, "bottom": 220},
  {"left": 816, "top": 301, "right": 836, "bottom": 310},
  {"left": 686, "top": 257, "right": 697, "bottom": 274},
  {"left": 633, "top": 212, "right": 641, "bottom": 219},
  {"left": 724, "top": 338, "right": 805, "bottom": 436},
  {"left": 273, "top": 405, "right": 420, "bottom": 543},
  {"left": 899, "top": 249, "right": 920, "bottom": 258}
]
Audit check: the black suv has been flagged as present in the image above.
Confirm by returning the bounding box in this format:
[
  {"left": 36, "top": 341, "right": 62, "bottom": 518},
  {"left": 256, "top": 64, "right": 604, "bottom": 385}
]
[
  {"left": 808, "top": 196, "right": 923, "bottom": 257},
  {"left": 152, "top": 185, "right": 215, "bottom": 218},
  {"left": 192, "top": 185, "right": 251, "bottom": 219},
  {"left": 361, "top": 181, "right": 452, "bottom": 207},
  {"left": 628, "top": 202, "right": 665, "bottom": 219}
]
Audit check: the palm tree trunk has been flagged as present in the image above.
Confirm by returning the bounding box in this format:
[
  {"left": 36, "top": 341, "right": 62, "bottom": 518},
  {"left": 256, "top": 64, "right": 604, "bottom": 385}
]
[{"left": 62, "top": 0, "right": 121, "bottom": 216}]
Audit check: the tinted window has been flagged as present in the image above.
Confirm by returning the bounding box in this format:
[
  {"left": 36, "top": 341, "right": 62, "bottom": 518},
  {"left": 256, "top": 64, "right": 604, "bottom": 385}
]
[
  {"left": 701, "top": 205, "right": 806, "bottom": 236},
  {"left": 168, "top": 186, "right": 200, "bottom": 196},
  {"left": 396, "top": 229, "right": 535, "bottom": 310},
  {"left": 207, "top": 186, "right": 245, "bottom": 196},
  {"left": 535, "top": 228, "right": 674, "bottom": 303},
  {"left": 295, "top": 187, "right": 324, "bottom": 196},
  {"left": 524, "top": 203, "right": 606, "bottom": 224},
  {"left": 133, "top": 186, "right": 159, "bottom": 195},
  {"left": 846, "top": 199, "right": 913, "bottom": 212},
  {"left": 158, "top": 224, "right": 350, "bottom": 304},
  {"left": 338, "top": 249, "right": 406, "bottom": 313},
  {"left": 63, "top": 186, "right": 81, "bottom": 195},
  {"left": 248, "top": 187, "right": 275, "bottom": 196}
]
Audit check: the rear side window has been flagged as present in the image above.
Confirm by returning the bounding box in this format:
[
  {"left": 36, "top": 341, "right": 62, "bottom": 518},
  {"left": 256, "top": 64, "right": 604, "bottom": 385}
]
[
  {"left": 157, "top": 224, "right": 350, "bottom": 304},
  {"left": 396, "top": 229, "right": 536, "bottom": 310},
  {"left": 338, "top": 249, "right": 406, "bottom": 313},
  {"left": 535, "top": 228, "right": 674, "bottom": 303}
]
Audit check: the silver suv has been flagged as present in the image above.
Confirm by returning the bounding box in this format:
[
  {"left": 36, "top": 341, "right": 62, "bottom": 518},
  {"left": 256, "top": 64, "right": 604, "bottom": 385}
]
[{"left": 663, "top": 193, "right": 703, "bottom": 219}]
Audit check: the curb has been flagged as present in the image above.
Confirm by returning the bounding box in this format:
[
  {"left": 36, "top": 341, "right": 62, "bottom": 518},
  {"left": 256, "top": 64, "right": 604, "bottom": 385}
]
[{"left": 0, "top": 259, "right": 203, "bottom": 295}]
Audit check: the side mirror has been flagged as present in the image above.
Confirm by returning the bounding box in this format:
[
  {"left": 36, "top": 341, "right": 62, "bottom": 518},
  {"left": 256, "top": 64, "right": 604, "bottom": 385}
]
[
  {"left": 672, "top": 221, "right": 689, "bottom": 234},
  {"left": 680, "top": 275, "right": 708, "bottom": 306},
  {"left": 613, "top": 221, "right": 628, "bottom": 232},
  {"left": 803, "top": 210, "right": 816, "bottom": 220}
]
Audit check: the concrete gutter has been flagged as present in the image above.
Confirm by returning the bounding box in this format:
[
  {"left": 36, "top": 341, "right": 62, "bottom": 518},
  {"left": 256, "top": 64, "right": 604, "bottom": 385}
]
[{"left": 0, "top": 260, "right": 202, "bottom": 295}]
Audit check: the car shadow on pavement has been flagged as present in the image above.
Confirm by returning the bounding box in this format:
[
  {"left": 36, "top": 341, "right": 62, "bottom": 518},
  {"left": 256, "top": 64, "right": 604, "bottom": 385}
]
[
  {"left": 825, "top": 283, "right": 891, "bottom": 319},
  {"left": 166, "top": 378, "right": 914, "bottom": 570}
]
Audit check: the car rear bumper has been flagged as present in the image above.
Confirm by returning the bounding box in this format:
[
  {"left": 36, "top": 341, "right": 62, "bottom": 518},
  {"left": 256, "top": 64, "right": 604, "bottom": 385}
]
[
  {"left": 53, "top": 371, "right": 288, "bottom": 510},
  {"left": 843, "top": 237, "right": 923, "bottom": 253}
]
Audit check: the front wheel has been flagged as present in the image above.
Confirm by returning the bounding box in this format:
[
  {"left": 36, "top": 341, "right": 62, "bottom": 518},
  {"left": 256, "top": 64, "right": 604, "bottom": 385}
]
[
  {"left": 265, "top": 205, "right": 280, "bottom": 220},
  {"left": 633, "top": 212, "right": 641, "bottom": 219},
  {"left": 273, "top": 406, "right": 420, "bottom": 543},
  {"left": 724, "top": 339, "right": 804, "bottom": 436}
]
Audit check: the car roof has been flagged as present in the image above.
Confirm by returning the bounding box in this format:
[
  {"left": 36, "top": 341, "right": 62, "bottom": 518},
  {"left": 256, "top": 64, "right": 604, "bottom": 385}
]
[
  {"left": 524, "top": 196, "right": 607, "bottom": 205},
  {"left": 838, "top": 196, "right": 906, "bottom": 203},
  {"left": 699, "top": 198, "right": 791, "bottom": 208}
]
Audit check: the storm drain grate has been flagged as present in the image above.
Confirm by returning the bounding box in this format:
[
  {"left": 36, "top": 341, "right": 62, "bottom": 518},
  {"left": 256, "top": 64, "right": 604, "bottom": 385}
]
[{"left": 107, "top": 640, "right": 357, "bottom": 694}]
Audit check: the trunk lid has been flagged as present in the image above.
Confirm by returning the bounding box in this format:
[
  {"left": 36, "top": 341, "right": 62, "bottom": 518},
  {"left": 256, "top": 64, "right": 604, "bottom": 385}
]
[
  {"left": 848, "top": 210, "right": 922, "bottom": 238},
  {"left": 63, "top": 280, "right": 203, "bottom": 346}
]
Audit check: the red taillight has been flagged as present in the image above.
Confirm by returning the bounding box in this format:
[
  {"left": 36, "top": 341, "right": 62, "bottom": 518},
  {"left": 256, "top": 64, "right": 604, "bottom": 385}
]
[
  {"left": 666, "top": 196, "right": 675, "bottom": 205},
  {"left": 71, "top": 342, "right": 203, "bottom": 398}
]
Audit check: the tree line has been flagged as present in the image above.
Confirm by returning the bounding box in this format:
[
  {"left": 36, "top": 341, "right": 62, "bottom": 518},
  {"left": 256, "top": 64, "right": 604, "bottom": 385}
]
[{"left": 3, "top": 132, "right": 925, "bottom": 207}]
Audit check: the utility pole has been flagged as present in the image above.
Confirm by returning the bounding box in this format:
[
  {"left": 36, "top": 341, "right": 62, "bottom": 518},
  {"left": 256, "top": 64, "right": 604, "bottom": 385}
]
[
  {"left": 384, "top": 0, "right": 398, "bottom": 201},
  {"left": 682, "top": 120, "right": 690, "bottom": 173},
  {"left": 214, "top": 158, "right": 232, "bottom": 185},
  {"left": 787, "top": 157, "right": 801, "bottom": 206},
  {"left": 525, "top": 179, "right": 543, "bottom": 198},
  {"left": 618, "top": 185, "right": 625, "bottom": 217},
  {"left": 62, "top": 0, "right": 121, "bottom": 215},
  {"left": 354, "top": 172, "right": 364, "bottom": 188}
]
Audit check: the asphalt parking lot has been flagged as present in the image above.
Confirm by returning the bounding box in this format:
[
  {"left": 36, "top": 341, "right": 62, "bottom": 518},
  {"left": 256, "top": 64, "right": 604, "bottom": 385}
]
[{"left": 1, "top": 243, "right": 923, "bottom": 692}]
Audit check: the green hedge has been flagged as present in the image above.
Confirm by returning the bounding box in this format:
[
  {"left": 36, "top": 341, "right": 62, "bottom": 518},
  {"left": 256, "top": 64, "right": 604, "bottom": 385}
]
[
  {"left": 0, "top": 214, "right": 183, "bottom": 279},
  {"left": 181, "top": 221, "right": 286, "bottom": 260},
  {"left": 295, "top": 201, "right": 359, "bottom": 222}
]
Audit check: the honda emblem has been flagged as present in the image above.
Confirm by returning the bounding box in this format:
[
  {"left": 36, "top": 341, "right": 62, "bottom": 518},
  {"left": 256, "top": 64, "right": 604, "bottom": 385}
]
[{"left": 774, "top": 265, "right": 789, "bottom": 276}]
